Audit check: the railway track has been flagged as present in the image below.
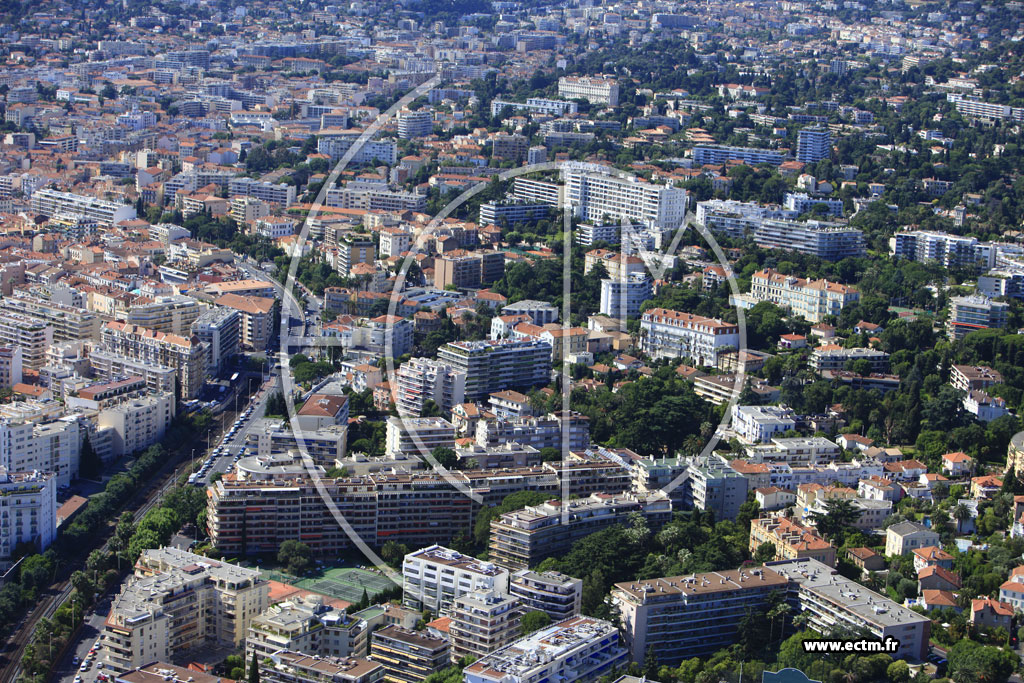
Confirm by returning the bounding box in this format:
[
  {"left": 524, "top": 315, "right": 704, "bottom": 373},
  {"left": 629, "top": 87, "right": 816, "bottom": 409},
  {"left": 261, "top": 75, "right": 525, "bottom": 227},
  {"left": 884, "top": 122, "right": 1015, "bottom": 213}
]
[{"left": 0, "top": 402, "right": 245, "bottom": 683}]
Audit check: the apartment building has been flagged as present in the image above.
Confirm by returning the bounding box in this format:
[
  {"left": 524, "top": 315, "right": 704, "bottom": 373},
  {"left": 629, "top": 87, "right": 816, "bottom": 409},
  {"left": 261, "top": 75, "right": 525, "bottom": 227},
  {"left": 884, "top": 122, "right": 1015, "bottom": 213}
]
[
  {"left": 192, "top": 306, "right": 240, "bottom": 377},
  {"left": 0, "top": 312, "right": 52, "bottom": 369},
  {"left": 612, "top": 568, "right": 789, "bottom": 665},
  {"left": 731, "top": 405, "right": 798, "bottom": 444},
  {"left": 600, "top": 274, "right": 653, "bottom": 318},
  {"left": 563, "top": 163, "right": 687, "bottom": 230},
  {"left": 558, "top": 76, "right": 619, "bottom": 106},
  {"left": 479, "top": 201, "right": 553, "bottom": 227},
  {"left": 509, "top": 570, "right": 582, "bottom": 622},
  {"left": 749, "top": 515, "right": 836, "bottom": 566},
  {"left": 501, "top": 300, "right": 559, "bottom": 326},
  {"left": 784, "top": 192, "right": 843, "bottom": 217},
  {"left": 512, "top": 177, "right": 564, "bottom": 207},
  {"left": 639, "top": 308, "right": 739, "bottom": 366},
  {"left": 890, "top": 230, "right": 995, "bottom": 270},
  {"left": 488, "top": 492, "right": 671, "bottom": 570},
  {"left": 379, "top": 228, "right": 412, "bottom": 258},
  {"left": 696, "top": 199, "right": 799, "bottom": 238},
  {"left": 0, "top": 468, "right": 56, "bottom": 568},
  {"left": 752, "top": 219, "right": 865, "bottom": 260},
  {"left": 31, "top": 188, "right": 137, "bottom": 226},
  {"left": 385, "top": 416, "right": 455, "bottom": 460},
  {"left": 685, "top": 454, "right": 750, "bottom": 520},
  {"left": 246, "top": 596, "right": 369, "bottom": 661},
  {"left": 809, "top": 346, "right": 890, "bottom": 373},
  {"left": 796, "top": 126, "right": 831, "bottom": 163},
  {"left": 260, "top": 651, "right": 384, "bottom": 683},
  {"left": 96, "top": 392, "right": 176, "bottom": 458},
  {"left": 394, "top": 358, "right": 467, "bottom": 417},
  {"left": 318, "top": 133, "right": 399, "bottom": 165},
  {"left": 950, "top": 364, "right": 1002, "bottom": 393},
  {"left": 0, "top": 295, "right": 101, "bottom": 343},
  {"left": 100, "top": 321, "right": 208, "bottom": 399},
  {"left": 229, "top": 177, "right": 297, "bottom": 206},
  {"left": 691, "top": 145, "right": 785, "bottom": 166},
  {"left": 336, "top": 235, "right": 375, "bottom": 276},
  {"left": 947, "top": 295, "right": 1009, "bottom": 340},
  {"left": 325, "top": 186, "right": 426, "bottom": 212},
  {"left": 767, "top": 557, "right": 931, "bottom": 661},
  {"left": 100, "top": 547, "right": 268, "bottom": 674},
  {"left": 126, "top": 295, "right": 201, "bottom": 336},
  {"left": 402, "top": 544, "right": 510, "bottom": 615},
  {"left": 464, "top": 616, "right": 627, "bottom": 683},
  {"left": 949, "top": 94, "right": 1024, "bottom": 122},
  {"left": 475, "top": 412, "right": 590, "bottom": 451},
  {"left": 491, "top": 98, "right": 578, "bottom": 118},
  {"left": 89, "top": 350, "right": 178, "bottom": 397},
  {"left": 370, "top": 626, "right": 449, "bottom": 683},
  {"left": 0, "top": 347, "right": 22, "bottom": 389},
  {"left": 449, "top": 589, "right": 523, "bottom": 663},
  {"left": 434, "top": 251, "right": 505, "bottom": 290},
  {"left": 437, "top": 340, "right": 552, "bottom": 400},
  {"left": 397, "top": 109, "right": 434, "bottom": 139},
  {"left": 740, "top": 269, "right": 859, "bottom": 323},
  {"left": 215, "top": 293, "right": 276, "bottom": 351},
  {"left": 0, "top": 418, "right": 82, "bottom": 487}
]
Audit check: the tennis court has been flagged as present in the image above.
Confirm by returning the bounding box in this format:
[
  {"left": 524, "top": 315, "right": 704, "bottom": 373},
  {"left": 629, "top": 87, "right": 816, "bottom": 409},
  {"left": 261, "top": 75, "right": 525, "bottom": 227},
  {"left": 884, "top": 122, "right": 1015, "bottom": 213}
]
[{"left": 262, "top": 566, "right": 397, "bottom": 603}]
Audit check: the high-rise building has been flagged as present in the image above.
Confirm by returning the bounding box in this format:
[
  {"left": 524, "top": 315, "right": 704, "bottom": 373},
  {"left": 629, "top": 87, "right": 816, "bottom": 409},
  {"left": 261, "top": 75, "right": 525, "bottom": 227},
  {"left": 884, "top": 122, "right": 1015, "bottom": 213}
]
[
  {"left": 397, "top": 109, "right": 434, "bottom": 139},
  {"left": 191, "top": 306, "right": 241, "bottom": 378},
  {"left": 370, "top": 626, "right": 449, "bottom": 683},
  {"left": 228, "top": 177, "right": 298, "bottom": 206},
  {"left": 100, "top": 321, "right": 208, "bottom": 399},
  {"left": 0, "top": 312, "right": 52, "bottom": 369},
  {"left": 0, "top": 347, "right": 23, "bottom": 389},
  {"left": 449, "top": 590, "right": 523, "bottom": 664},
  {"left": 890, "top": 230, "right": 995, "bottom": 270},
  {"left": 100, "top": 547, "right": 269, "bottom": 674},
  {"left": 796, "top": 126, "right": 831, "bottom": 163},
  {"left": 96, "top": 392, "right": 176, "bottom": 458},
  {"left": 394, "top": 358, "right": 467, "bottom": 417},
  {"left": 385, "top": 416, "right": 455, "bottom": 460},
  {"left": 336, "top": 235, "right": 376, "bottom": 276},
  {"left": 751, "top": 219, "right": 865, "bottom": 260},
  {"left": 437, "top": 340, "right": 552, "bottom": 400},
  {"left": 0, "top": 418, "right": 82, "bottom": 487},
  {"left": 0, "top": 468, "right": 55, "bottom": 569},
  {"left": 0, "top": 295, "right": 100, "bottom": 343},
  {"left": 214, "top": 294, "right": 276, "bottom": 351},
  {"left": 488, "top": 492, "right": 671, "bottom": 570},
  {"left": 947, "top": 295, "right": 1010, "bottom": 340},
  {"left": 126, "top": 295, "right": 201, "bottom": 336},
  {"left": 30, "top": 188, "right": 137, "bottom": 226},
  {"left": 246, "top": 596, "right": 370, "bottom": 661},
  {"left": 563, "top": 163, "right": 687, "bottom": 230},
  {"left": 402, "top": 544, "right": 509, "bottom": 615},
  {"left": 463, "top": 617, "right": 628, "bottom": 683},
  {"left": 509, "top": 570, "right": 582, "bottom": 622},
  {"left": 600, "top": 273, "right": 653, "bottom": 318},
  {"left": 611, "top": 568, "right": 790, "bottom": 665},
  {"left": 691, "top": 145, "right": 785, "bottom": 166}
]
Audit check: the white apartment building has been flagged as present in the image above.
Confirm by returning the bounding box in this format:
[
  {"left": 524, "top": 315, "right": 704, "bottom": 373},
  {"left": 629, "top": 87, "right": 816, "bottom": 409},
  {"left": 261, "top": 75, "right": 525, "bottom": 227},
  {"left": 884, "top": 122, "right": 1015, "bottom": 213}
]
[
  {"left": 97, "top": 392, "right": 176, "bottom": 458},
  {"left": 738, "top": 269, "right": 860, "bottom": 323},
  {"left": 890, "top": 230, "right": 995, "bottom": 270},
  {"left": 385, "top": 416, "right": 455, "bottom": 460},
  {"left": 30, "top": 188, "right": 137, "bottom": 227},
  {"left": 397, "top": 109, "right": 434, "bottom": 139},
  {"left": 402, "top": 544, "right": 509, "bottom": 615},
  {"left": 691, "top": 145, "right": 785, "bottom": 166},
  {"left": 0, "top": 417, "right": 82, "bottom": 487},
  {"left": 639, "top": 308, "right": 739, "bottom": 366},
  {"left": 796, "top": 126, "right": 831, "bottom": 163},
  {"left": 101, "top": 547, "right": 268, "bottom": 674},
  {"left": 436, "top": 340, "right": 552, "bottom": 400},
  {"left": 600, "top": 274, "right": 653, "bottom": 318},
  {"left": 696, "top": 199, "right": 799, "bottom": 239},
  {"left": 126, "top": 296, "right": 201, "bottom": 336},
  {"left": 379, "top": 228, "right": 412, "bottom": 258},
  {"left": 228, "top": 177, "right": 298, "bottom": 207},
  {"left": 395, "top": 358, "right": 467, "bottom": 417},
  {"left": 463, "top": 617, "right": 628, "bottom": 683},
  {"left": 0, "top": 296, "right": 101, "bottom": 343},
  {"left": 731, "top": 405, "right": 798, "bottom": 444},
  {"left": 0, "top": 468, "right": 56, "bottom": 568},
  {"left": 784, "top": 192, "right": 844, "bottom": 217},
  {"left": 563, "top": 163, "right": 687, "bottom": 230},
  {"left": 317, "top": 132, "right": 398, "bottom": 165},
  {"left": 752, "top": 219, "right": 865, "bottom": 260},
  {"left": 575, "top": 223, "right": 620, "bottom": 247},
  {"left": 491, "top": 98, "right": 578, "bottom": 118},
  {"left": 557, "top": 76, "right": 620, "bottom": 106},
  {"left": 192, "top": 306, "right": 241, "bottom": 377},
  {"left": 512, "top": 177, "right": 563, "bottom": 207},
  {"left": 325, "top": 186, "right": 427, "bottom": 212}
]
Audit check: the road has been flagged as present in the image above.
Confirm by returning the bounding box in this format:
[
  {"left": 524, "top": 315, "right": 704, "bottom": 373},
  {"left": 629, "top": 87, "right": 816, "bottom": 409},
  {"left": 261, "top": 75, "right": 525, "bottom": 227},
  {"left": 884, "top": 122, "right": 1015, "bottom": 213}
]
[
  {"left": 201, "top": 367, "right": 279, "bottom": 485},
  {"left": 237, "top": 260, "right": 313, "bottom": 353}
]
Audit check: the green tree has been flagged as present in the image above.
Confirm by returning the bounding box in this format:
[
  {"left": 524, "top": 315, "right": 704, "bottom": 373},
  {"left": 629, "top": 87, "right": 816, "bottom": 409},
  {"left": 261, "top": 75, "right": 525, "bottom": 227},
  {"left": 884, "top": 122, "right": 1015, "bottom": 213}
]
[
  {"left": 520, "top": 610, "right": 551, "bottom": 636},
  {"left": 430, "top": 447, "right": 458, "bottom": 469},
  {"left": 278, "top": 540, "right": 313, "bottom": 575},
  {"left": 809, "top": 498, "right": 862, "bottom": 543},
  {"left": 249, "top": 652, "right": 260, "bottom": 683}
]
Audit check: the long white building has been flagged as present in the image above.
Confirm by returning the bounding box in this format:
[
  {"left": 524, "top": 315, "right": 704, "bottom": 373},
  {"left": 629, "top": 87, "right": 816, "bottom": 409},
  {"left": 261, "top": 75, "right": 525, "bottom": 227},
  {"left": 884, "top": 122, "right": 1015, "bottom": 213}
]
[
  {"left": 736, "top": 269, "right": 860, "bottom": 323},
  {"left": 402, "top": 544, "right": 509, "bottom": 616},
  {"left": 563, "top": 163, "right": 687, "bottom": 231},
  {"left": 30, "top": 188, "right": 137, "bottom": 227},
  {"left": 558, "top": 76, "right": 620, "bottom": 106},
  {"left": 639, "top": 308, "right": 739, "bottom": 366}
]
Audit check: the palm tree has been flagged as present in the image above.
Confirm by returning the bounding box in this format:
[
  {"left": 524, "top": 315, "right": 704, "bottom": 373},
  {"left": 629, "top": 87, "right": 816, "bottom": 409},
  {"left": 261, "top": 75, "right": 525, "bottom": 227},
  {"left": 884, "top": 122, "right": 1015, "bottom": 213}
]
[{"left": 951, "top": 502, "right": 971, "bottom": 534}]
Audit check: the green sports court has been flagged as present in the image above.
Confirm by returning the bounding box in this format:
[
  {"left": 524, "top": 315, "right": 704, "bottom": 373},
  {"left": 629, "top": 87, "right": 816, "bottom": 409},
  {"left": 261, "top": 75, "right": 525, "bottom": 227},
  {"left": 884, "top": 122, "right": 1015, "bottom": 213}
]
[{"left": 262, "top": 566, "right": 398, "bottom": 604}]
